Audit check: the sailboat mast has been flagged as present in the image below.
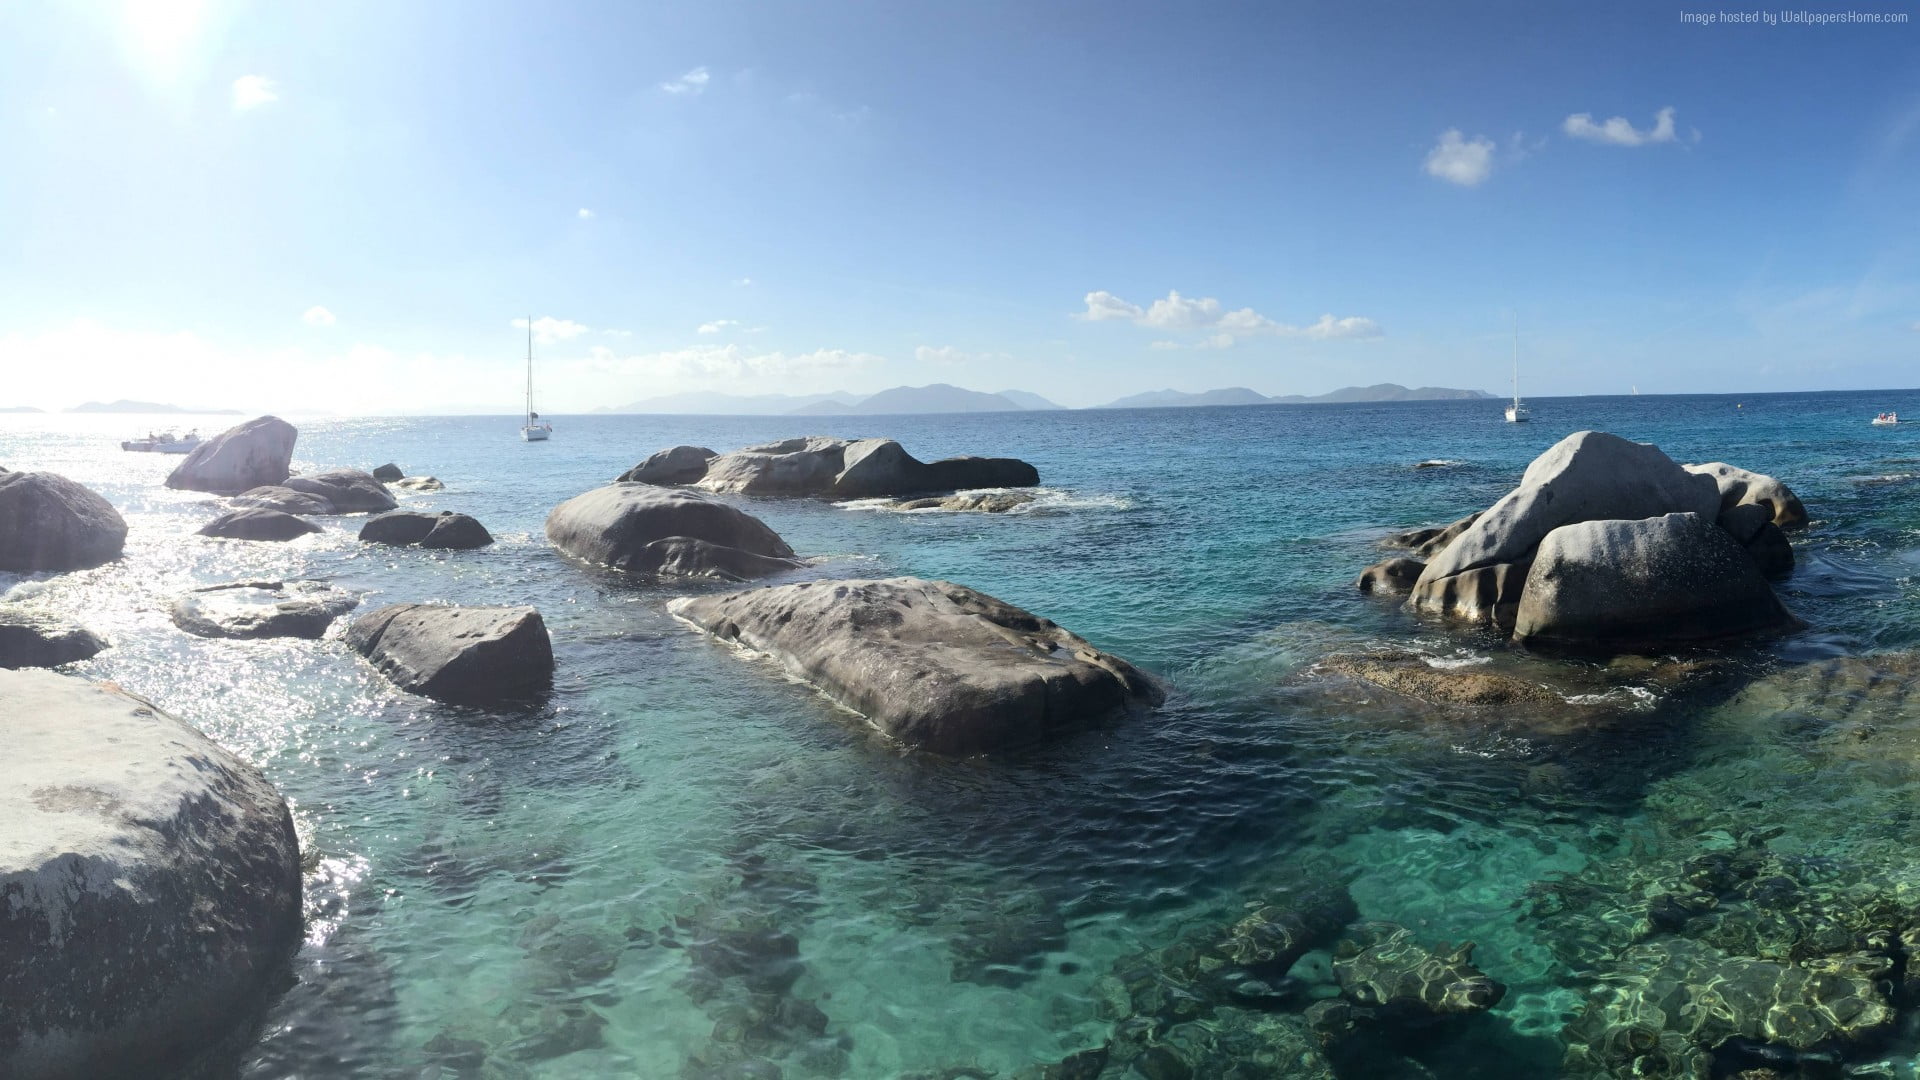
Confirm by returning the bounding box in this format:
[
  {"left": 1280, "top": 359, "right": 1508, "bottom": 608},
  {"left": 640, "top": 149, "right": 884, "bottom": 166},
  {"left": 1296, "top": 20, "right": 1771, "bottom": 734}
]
[
  {"left": 1511, "top": 316, "right": 1520, "bottom": 406},
  {"left": 525, "top": 315, "right": 533, "bottom": 420}
]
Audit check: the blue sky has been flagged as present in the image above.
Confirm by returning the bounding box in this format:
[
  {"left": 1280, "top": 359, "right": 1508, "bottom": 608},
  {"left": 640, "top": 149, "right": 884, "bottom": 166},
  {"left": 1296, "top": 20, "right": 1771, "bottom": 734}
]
[{"left": 2, "top": 0, "right": 1917, "bottom": 412}]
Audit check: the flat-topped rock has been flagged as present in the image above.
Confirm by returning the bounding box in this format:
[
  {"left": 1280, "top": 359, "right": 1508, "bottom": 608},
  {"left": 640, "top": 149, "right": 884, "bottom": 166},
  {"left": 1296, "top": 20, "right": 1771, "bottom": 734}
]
[
  {"left": 0, "top": 669, "right": 302, "bottom": 1079},
  {"left": 281, "top": 469, "right": 396, "bottom": 514},
  {"left": 617, "top": 445, "right": 717, "bottom": 485},
  {"left": 0, "top": 608, "right": 107, "bottom": 668},
  {"left": 165, "top": 415, "right": 297, "bottom": 495},
  {"left": 692, "top": 436, "right": 1040, "bottom": 499},
  {"left": 230, "top": 485, "right": 336, "bottom": 515},
  {"left": 346, "top": 604, "right": 553, "bottom": 703},
  {"left": 546, "top": 484, "right": 795, "bottom": 580},
  {"left": 0, "top": 470, "right": 128, "bottom": 572},
  {"left": 171, "top": 581, "right": 358, "bottom": 640},
  {"left": 198, "top": 508, "right": 320, "bottom": 542},
  {"left": 668, "top": 577, "right": 1162, "bottom": 754}
]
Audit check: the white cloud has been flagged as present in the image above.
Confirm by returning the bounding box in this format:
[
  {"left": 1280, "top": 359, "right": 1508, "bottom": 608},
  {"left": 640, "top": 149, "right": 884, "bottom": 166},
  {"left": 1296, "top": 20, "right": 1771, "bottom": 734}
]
[
  {"left": 1563, "top": 106, "right": 1679, "bottom": 147},
  {"left": 231, "top": 75, "right": 278, "bottom": 112},
  {"left": 577, "top": 208, "right": 594, "bottom": 220},
  {"left": 602, "top": 328, "right": 633, "bottom": 338},
  {"left": 1079, "top": 290, "right": 1381, "bottom": 347},
  {"left": 732, "top": 277, "right": 754, "bottom": 287},
  {"left": 698, "top": 319, "right": 740, "bottom": 335},
  {"left": 915, "top": 345, "right": 968, "bottom": 365},
  {"left": 1424, "top": 129, "right": 1496, "bottom": 186},
  {"left": 510, "top": 316, "right": 591, "bottom": 344},
  {"left": 301, "top": 306, "right": 336, "bottom": 327},
  {"left": 661, "top": 67, "right": 711, "bottom": 96}
]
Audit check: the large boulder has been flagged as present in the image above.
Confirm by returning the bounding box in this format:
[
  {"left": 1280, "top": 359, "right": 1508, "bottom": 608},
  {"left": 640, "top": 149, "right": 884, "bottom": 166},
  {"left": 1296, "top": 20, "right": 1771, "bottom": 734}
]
[
  {"left": 371, "top": 463, "right": 404, "bottom": 482},
  {"left": 345, "top": 604, "right": 553, "bottom": 703},
  {"left": 281, "top": 469, "right": 396, "bottom": 514},
  {"left": 624, "top": 537, "right": 803, "bottom": 582},
  {"left": 545, "top": 484, "right": 795, "bottom": 579},
  {"left": 0, "top": 471, "right": 128, "bottom": 572},
  {"left": 0, "top": 670, "right": 302, "bottom": 1079},
  {"left": 667, "top": 577, "right": 1162, "bottom": 754},
  {"left": 418, "top": 513, "right": 492, "bottom": 550},
  {"left": 1410, "top": 432, "right": 1721, "bottom": 626},
  {"left": 1684, "top": 462, "right": 1807, "bottom": 529},
  {"left": 359, "top": 510, "right": 492, "bottom": 550},
  {"left": 695, "top": 436, "right": 1041, "bottom": 498},
  {"left": 198, "top": 508, "right": 321, "bottom": 542},
  {"left": 164, "top": 415, "right": 297, "bottom": 495},
  {"left": 171, "top": 581, "right": 358, "bottom": 640},
  {"left": 1512, "top": 513, "right": 1801, "bottom": 651},
  {"left": 0, "top": 609, "right": 107, "bottom": 668},
  {"left": 230, "top": 485, "right": 336, "bottom": 515},
  {"left": 617, "top": 445, "right": 717, "bottom": 485}
]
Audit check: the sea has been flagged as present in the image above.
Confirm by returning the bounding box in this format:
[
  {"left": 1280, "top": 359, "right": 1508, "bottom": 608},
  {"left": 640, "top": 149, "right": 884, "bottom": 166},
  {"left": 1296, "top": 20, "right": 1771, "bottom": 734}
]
[{"left": 7, "top": 390, "right": 1920, "bottom": 1079}]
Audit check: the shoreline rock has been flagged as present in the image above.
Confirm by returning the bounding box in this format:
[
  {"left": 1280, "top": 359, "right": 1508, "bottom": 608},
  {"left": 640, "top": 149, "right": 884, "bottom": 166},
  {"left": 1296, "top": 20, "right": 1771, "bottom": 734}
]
[
  {"left": 166, "top": 415, "right": 297, "bottom": 495},
  {"left": 0, "top": 470, "right": 128, "bottom": 572},
  {"left": 282, "top": 469, "right": 397, "bottom": 514},
  {"left": 617, "top": 445, "right": 717, "bottom": 485},
  {"left": 0, "top": 608, "right": 107, "bottom": 668},
  {"left": 346, "top": 604, "right": 554, "bottom": 703},
  {"left": 638, "top": 436, "right": 1041, "bottom": 499},
  {"left": 0, "top": 670, "right": 303, "bottom": 1079},
  {"left": 668, "top": 577, "right": 1162, "bottom": 754},
  {"left": 359, "top": 510, "right": 493, "bottom": 550}
]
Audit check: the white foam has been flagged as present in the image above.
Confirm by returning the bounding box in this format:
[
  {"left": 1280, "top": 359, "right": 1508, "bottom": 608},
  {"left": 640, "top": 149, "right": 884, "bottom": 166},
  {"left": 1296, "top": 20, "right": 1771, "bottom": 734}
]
[
  {"left": 1423, "top": 653, "right": 1491, "bottom": 670},
  {"left": 836, "top": 487, "right": 1133, "bottom": 515},
  {"left": 1415, "top": 459, "right": 1467, "bottom": 469}
]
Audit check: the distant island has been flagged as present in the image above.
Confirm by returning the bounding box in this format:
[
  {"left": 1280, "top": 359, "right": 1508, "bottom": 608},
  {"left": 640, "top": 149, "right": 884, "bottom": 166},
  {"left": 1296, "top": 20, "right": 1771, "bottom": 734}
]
[
  {"left": 611, "top": 390, "right": 863, "bottom": 415},
  {"left": 614, "top": 384, "right": 1066, "bottom": 415},
  {"left": 1097, "top": 384, "right": 1494, "bottom": 409},
  {"left": 66, "top": 400, "right": 244, "bottom": 415},
  {"left": 794, "top": 384, "right": 1043, "bottom": 415},
  {"left": 0, "top": 406, "right": 46, "bottom": 413}
]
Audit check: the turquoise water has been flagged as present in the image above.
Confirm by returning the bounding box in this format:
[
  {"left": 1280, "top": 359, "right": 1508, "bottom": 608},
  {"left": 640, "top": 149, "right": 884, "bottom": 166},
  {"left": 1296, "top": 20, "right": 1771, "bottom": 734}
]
[{"left": 9, "top": 392, "right": 1920, "bottom": 1077}]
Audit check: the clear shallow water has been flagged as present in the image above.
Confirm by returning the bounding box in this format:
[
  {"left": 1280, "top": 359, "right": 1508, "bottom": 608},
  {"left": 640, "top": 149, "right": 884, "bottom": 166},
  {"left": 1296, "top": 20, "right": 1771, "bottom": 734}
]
[{"left": 9, "top": 394, "right": 1920, "bottom": 1077}]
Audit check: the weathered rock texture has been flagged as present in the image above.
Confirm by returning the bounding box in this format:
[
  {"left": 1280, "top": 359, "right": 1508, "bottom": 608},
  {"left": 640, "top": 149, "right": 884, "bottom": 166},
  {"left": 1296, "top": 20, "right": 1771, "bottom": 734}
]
[
  {"left": 0, "top": 470, "right": 128, "bottom": 572},
  {"left": 1684, "top": 461, "right": 1808, "bottom": 529},
  {"left": 165, "top": 415, "right": 297, "bottom": 495},
  {"left": 546, "top": 484, "right": 797, "bottom": 580},
  {"left": 688, "top": 436, "right": 1039, "bottom": 498},
  {"left": 345, "top": 604, "right": 553, "bottom": 703},
  {"left": 668, "top": 577, "right": 1162, "bottom": 754},
  {"left": 0, "top": 670, "right": 302, "bottom": 1079},
  {"left": 171, "top": 581, "right": 358, "bottom": 640}
]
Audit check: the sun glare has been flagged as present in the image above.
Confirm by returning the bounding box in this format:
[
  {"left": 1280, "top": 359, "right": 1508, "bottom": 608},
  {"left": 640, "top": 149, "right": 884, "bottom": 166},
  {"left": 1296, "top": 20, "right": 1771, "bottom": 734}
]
[{"left": 121, "top": 0, "right": 212, "bottom": 84}]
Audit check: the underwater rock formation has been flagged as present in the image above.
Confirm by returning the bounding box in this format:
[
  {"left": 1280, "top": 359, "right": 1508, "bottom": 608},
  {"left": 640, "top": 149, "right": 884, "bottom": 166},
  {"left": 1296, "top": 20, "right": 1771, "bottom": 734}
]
[
  {"left": 171, "top": 581, "right": 359, "bottom": 640},
  {"left": 165, "top": 414, "right": 297, "bottom": 495},
  {"left": 198, "top": 507, "right": 322, "bottom": 541},
  {"left": 546, "top": 483, "right": 798, "bottom": 581},
  {"left": 1330, "top": 922, "right": 1506, "bottom": 1017},
  {"left": 0, "top": 469, "right": 128, "bottom": 572},
  {"left": 668, "top": 577, "right": 1163, "bottom": 754},
  {"left": 687, "top": 436, "right": 1039, "bottom": 498},
  {"left": 346, "top": 603, "right": 553, "bottom": 703},
  {"left": 0, "top": 669, "right": 303, "bottom": 1079},
  {"left": 1315, "top": 649, "right": 1565, "bottom": 709},
  {"left": 892, "top": 490, "right": 1038, "bottom": 513}
]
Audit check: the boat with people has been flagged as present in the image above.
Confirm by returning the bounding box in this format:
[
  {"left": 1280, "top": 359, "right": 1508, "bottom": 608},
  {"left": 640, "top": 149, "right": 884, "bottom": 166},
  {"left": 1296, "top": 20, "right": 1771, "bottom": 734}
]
[
  {"left": 120, "top": 429, "right": 202, "bottom": 453},
  {"left": 1873, "top": 412, "right": 1900, "bottom": 426}
]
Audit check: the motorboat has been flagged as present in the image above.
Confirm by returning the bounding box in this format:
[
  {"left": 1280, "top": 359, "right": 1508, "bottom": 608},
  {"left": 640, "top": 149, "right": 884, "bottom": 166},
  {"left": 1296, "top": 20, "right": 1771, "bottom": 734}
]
[
  {"left": 1873, "top": 412, "right": 1900, "bottom": 426},
  {"left": 121, "top": 429, "right": 201, "bottom": 454}
]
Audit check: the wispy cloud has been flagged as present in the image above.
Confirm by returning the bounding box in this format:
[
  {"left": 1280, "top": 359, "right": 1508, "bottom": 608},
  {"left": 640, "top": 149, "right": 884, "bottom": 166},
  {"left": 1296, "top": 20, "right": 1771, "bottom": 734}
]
[
  {"left": 301, "top": 306, "right": 336, "bottom": 327},
  {"left": 602, "top": 328, "right": 633, "bottom": 338},
  {"left": 1424, "top": 129, "right": 1496, "bottom": 186},
  {"left": 1563, "top": 106, "right": 1679, "bottom": 147},
  {"left": 733, "top": 277, "right": 754, "bottom": 287},
  {"left": 661, "top": 67, "right": 711, "bottom": 96},
  {"left": 511, "top": 316, "right": 591, "bottom": 344},
  {"left": 577, "top": 208, "right": 595, "bottom": 220},
  {"left": 698, "top": 319, "right": 739, "bottom": 335},
  {"left": 232, "top": 75, "right": 278, "bottom": 112},
  {"left": 915, "top": 345, "right": 1009, "bottom": 366},
  {"left": 1077, "top": 290, "right": 1381, "bottom": 347}
]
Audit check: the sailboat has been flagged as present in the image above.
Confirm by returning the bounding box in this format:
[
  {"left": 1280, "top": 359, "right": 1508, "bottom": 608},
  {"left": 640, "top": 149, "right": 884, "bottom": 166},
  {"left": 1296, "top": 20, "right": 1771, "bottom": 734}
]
[
  {"left": 1504, "top": 318, "right": 1529, "bottom": 423},
  {"left": 520, "top": 316, "right": 552, "bottom": 442}
]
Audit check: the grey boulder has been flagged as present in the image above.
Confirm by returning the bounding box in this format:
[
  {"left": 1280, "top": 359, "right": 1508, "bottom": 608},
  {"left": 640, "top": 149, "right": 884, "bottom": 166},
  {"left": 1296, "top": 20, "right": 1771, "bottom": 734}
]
[
  {"left": 1384, "top": 512, "right": 1481, "bottom": 560},
  {"left": 359, "top": 511, "right": 492, "bottom": 549},
  {"left": 171, "top": 581, "right": 358, "bottom": 640},
  {"left": 230, "top": 485, "right": 336, "bottom": 515},
  {"left": 0, "top": 470, "right": 128, "bottom": 572},
  {"left": 0, "top": 608, "right": 107, "bottom": 668},
  {"left": 165, "top": 415, "right": 297, "bottom": 495},
  {"left": 696, "top": 436, "right": 1040, "bottom": 498},
  {"left": 546, "top": 484, "right": 795, "bottom": 579},
  {"left": 371, "top": 463, "right": 404, "bottom": 482},
  {"left": 282, "top": 469, "right": 397, "bottom": 514},
  {"left": 668, "top": 577, "right": 1162, "bottom": 754},
  {"left": 0, "top": 669, "right": 302, "bottom": 1080},
  {"left": 1513, "top": 513, "right": 1801, "bottom": 651},
  {"left": 617, "top": 445, "right": 717, "bottom": 485},
  {"left": 1685, "top": 461, "right": 1808, "bottom": 529},
  {"left": 198, "top": 508, "right": 320, "bottom": 542},
  {"left": 346, "top": 604, "right": 554, "bottom": 703},
  {"left": 625, "top": 536, "right": 804, "bottom": 582}
]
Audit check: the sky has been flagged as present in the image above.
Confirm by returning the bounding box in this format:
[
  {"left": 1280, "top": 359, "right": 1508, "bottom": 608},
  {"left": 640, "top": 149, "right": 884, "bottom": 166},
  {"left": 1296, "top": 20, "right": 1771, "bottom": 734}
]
[{"left": 1, "top": 0, "right": 1917, "bottom": 413}]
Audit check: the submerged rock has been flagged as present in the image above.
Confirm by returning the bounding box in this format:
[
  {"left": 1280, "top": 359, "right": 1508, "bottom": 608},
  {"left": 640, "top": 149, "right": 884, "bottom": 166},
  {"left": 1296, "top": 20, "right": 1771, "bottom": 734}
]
[
  {"left": 1513, "top": 512, "right": 1801, "bottom": 651},
  {"left": 371, "top": 463, "right": 404, "bottom": 482},
  {"left": 1316, "top": 650, "right": 1563, "bottom": 709},
  {"left": 892, "top": 491, "right": 1037, "bottom": 513},
  {"left": 171, "top": 581, "right": 358, "bottom": 640},
  {"left": 230, "top": 484, "right": 336, "bottom": 515},
  {"left": 0, "top": 470, "right": 128, "bottom": 572},
  {"left": 358, "top": 510, "right": 492, "bottom": 549},
  {"left": 1355, "top": 557, "right": 1424, "bottom": 594},
  {"left": 695, "top": 436, "right": 1039, "bottom": 499},
  {"left": 0, "top": 669, "right": 303, "bottom": 1079},
  {"left": 198, "top": 507, "right": 321, "bottom": 542},
  {"left": 1331, "top": 922, "right": 1505, "bottom": 1017},
  {"left": 617, "top": 444, "right": 718, "bottom": 485},
  {"left": 390, "top": 476, "right": 444, "bottom": 492},
  {"left": 345, "top": 603, "right": 553, "bottom": 703},
  {"left": 546, "top": 484, "right": 796, "bottom": 580},
  {"left": 281, "top": 469, "right": 397, "bottom": 514},
  {"left": 668, "top": 577, "right": 1162, "bottom": 754},
  {"left": 165, "top": 415, "right": 297, "bottom": 495},
  {"left": 0, "top": 608, "right": 107, "bottom": 668},
  {"left": 1382, "top": 512, "right": 1481, "bottom": 561}
]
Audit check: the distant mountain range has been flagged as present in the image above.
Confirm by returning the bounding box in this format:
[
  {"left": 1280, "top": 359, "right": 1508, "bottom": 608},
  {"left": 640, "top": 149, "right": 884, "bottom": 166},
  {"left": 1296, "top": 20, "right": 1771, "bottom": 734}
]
[
  {"left": 1097, "top": 384, "right": 1493, "bottom": 409},
  {"left": 0, "top": 406, "right": 45, "bottom": 413},
  {"left": 66, "top": 400, "right": 244, "bottom": 414},
  {"left": 609, "top": 390, "right": 863, "bottom": 415}
]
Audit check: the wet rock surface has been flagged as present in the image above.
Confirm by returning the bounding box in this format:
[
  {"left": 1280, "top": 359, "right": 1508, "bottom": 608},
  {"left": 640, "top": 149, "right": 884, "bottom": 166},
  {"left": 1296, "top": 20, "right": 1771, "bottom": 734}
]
[
  {"left": 0, "top": 607, "right": 107, "bottom": 668},
  {"left": 230, "top": 484, "right": 336, "bottom": 515},
  {"left": 1356, "top": 556, "right": 1425, "bottom": 594},
  {"left": 282, "top": 468, "right": 398, "bottom": 514},
  {"left": 198, "top": 507, "right": 323, "bottom": 541},
  {"left": 359, "top": 510, "right": 493, "bottom": 549},
  {"left": 892, "top": 490, "right": 1038, "bottom": 513},
  {"left": 345, "top": 603, "right": 554, "bottom": 703},
  {"left": 171, "top": 580, "right": 359, "bottom": 640},
  {"left": 165, "top": 414, "right": 298, "bottom": 495},
  {"left": 0, "top": 470, "right": 128, "bottom": 571},
  {"left": 669, "top": 577, "right": 1163, "bottom": 754},
  {"left": 0, "top": 669, "right": 302, "bottom": 1079}
]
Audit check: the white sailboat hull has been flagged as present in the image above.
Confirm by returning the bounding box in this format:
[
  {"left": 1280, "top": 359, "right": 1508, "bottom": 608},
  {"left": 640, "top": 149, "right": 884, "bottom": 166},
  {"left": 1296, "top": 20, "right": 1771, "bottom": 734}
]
[
  {"left": 521, "top": 426, "right": 550, "bottom": 441},
  {"left": 1505, "top": 404, "right": 1529, "bottom": 423}
]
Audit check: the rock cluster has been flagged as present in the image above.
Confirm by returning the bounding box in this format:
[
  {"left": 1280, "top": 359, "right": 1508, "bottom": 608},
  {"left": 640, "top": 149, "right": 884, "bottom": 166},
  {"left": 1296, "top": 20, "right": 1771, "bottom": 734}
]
[
  {"left": 0, "top": 607, "right": 107, "bottom": 668},
  {"left": 359, "top": 510, "right": 493, "bottom": 550},
  {"left": 668, "top": 577, "right": 1163, "bottom": 754},
  {"left": 616, "top": 437, "right": 1040, "bottom": 498}
]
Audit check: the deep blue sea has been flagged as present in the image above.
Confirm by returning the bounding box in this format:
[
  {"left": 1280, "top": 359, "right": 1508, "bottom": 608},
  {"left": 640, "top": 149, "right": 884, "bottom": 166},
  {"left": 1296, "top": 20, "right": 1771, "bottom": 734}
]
[{"left": 8, "top": 391, "right": 1920, "bottom": 1078}]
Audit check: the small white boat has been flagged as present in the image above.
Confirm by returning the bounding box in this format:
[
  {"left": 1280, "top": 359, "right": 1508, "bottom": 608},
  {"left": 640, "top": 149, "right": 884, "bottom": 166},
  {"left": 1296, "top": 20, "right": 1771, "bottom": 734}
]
[
  {"left": 1504, "top": 318, "right": 1529, "bottom": 423},
  {"left": 1873, "top": 412, "right": 1900, "bottom": 426},
  {"left": 121, "top": 429, "right": 201, "bottom": 454},
  {"left": 520, "top": 316, "right": 553, "bottom": 442}
]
